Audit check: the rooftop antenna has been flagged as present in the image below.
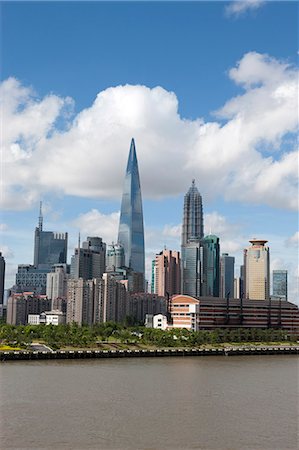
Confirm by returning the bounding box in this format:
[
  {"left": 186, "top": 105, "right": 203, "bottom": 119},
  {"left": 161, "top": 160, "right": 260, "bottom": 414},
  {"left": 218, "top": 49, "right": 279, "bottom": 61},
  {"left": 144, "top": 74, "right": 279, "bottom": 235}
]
[
  {"left": 192, "top": 178, "right": 195, "bottom": 187},
  {"left": 38, "top": 201, "right": 43, "bottom": 231}
]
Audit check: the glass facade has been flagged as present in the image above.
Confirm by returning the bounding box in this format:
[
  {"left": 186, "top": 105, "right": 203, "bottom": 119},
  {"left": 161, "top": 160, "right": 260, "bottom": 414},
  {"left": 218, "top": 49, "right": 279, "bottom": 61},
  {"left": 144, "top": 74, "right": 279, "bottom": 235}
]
[
  {"left": 202, "top": 235, "right": 220, "bottom": 297},
  {"left": 118, "top": 139, "right": 145, "bottom": 276},
  {"left": 181, "top": 240, "right": 202, "bottom": 298},
  {"left": 181, "top": 179, "right": 204, "bottom": 246},
  {"left": 33, "top": 203, "right": 68, "bottom": 270},
  {"left": 273, "top": 270, "right": 287, "bottom": 300},
  {"left": 181, "top": 180, "right": 204, "bottom": 297},
  {"left": 34, "top": 230, "right": 68, "bottom": 269},
  {"left": 220, "top": 253, "right": 235, "bottom": 298}
]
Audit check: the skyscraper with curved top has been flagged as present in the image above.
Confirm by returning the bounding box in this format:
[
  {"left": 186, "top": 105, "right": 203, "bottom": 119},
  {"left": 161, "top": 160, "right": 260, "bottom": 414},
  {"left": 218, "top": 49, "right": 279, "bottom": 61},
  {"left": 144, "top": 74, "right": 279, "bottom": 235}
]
[{"left": 118, "top": 138, "right": 145, "bottom": 278}]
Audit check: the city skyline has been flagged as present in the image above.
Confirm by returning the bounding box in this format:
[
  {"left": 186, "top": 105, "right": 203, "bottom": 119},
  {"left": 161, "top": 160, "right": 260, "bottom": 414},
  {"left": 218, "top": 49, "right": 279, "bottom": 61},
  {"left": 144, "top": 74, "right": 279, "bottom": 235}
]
[{"left": 1, "top": 1, "right": 298, "bottom": 302}]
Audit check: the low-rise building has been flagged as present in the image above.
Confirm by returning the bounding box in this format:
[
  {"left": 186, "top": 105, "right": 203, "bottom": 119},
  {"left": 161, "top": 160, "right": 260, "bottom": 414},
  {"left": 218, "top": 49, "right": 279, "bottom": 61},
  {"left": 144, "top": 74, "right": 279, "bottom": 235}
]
[
  {"left": 153, "top": 314, "right": 168, "bottom": 330},
  {"left": 169, "top": 294, "right": 299, "bottom": 335},
  {"left": 6, "top": 293, "right": 51, "bottom": 325}
]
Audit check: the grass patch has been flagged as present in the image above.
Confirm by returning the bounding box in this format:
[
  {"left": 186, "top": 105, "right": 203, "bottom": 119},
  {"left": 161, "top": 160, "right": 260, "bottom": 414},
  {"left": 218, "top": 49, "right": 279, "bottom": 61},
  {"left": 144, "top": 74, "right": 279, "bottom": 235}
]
[{"left": 0, "top": 344, "right": 22, "bottom": 351}]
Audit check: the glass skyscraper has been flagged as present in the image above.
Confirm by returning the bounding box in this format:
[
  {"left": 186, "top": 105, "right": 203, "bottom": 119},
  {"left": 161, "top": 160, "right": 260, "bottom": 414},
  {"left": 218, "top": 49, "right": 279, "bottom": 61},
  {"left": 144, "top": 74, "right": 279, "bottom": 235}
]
[
  {"left": 202, "top": 235, "right": 220, "bottom": 297},
  {"left": 34, "top": 203, "right": 68, "bottom": 270},
  {"left": 220, "top": 253, "right": 235, "bottom": 298},
  {"left": 273, "top": 270, "right": 287, "bottom": 300},
  {"left": 181, "top": 179, "right": 204, "bottom": 246},
  {"left": 181, "top": 180, "right": 204, "bottom": 297},
  {"left": 118, "top": 138, "right": 145, "bottom": 278}
]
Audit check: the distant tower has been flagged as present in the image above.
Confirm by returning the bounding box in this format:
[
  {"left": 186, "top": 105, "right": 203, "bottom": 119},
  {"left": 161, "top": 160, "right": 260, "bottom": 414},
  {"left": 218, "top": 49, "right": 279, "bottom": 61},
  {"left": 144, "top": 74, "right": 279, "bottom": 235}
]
[
  {"left": 34, "top": 203, "right": 68, "bottom": 269},
  {"left": 181, "top": 179, "right": 204, "bottom": 246},
  {"left": 181, "top": 180, "right": 204, "bottom": 297},
  {"left": 202, "top": 235, "right": 220, "bottom": 297},
  {"left": 70, "top": 237, "right": 106, "bottom": 280},
  {"left": 273, "top": 270, "right": 287, "bottom": 300},
  {"left": 182, "top": 239, "right": 202, "bottom": 298},
  {"left": 0, "top": 252, "right": 5, "bottom": 306},
  {"left": 154, "top": 249, "right": 181, "bottom": 297},
  {"left": 244, "top": 239, "right": 270, "bottom": 300},
  {"left": 118, "top": 139, "right": 145, "bottom": 278},
  {"left": 106, "top": 243, "right": 125, "bottom": 272},
  {"left": 220, "top": 253, "right": 235, "bottom": 298}
]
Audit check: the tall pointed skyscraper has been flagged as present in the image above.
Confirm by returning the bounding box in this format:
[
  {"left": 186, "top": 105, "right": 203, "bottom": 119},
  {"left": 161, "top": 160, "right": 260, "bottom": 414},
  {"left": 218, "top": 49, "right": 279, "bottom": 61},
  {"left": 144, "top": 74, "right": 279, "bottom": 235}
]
[
  {"left": 181, "top": 180, "right": 204, "bottom": 297},
  {"left": 118, "top": 139, "right": 145, "bottom": 278},
  {"left": 181, "top": 179, "right": 204, "bottom": 246}
]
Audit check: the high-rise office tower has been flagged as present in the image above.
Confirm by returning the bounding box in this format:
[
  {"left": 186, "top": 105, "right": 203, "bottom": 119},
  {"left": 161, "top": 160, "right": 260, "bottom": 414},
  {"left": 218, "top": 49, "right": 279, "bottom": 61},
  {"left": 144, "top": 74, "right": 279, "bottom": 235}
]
[
  {"left": 273, "top": 270, "right": 287, "bottom": 300},
  {"left": 182, "top": 239, "right": 202, "bottom": 297},
  {"left": 154, "top": 249, "right": 181, "bottom": 297},
  {"left": 181, "top": 180, "right": 204, "bottom": 297},
  {"left": 15, "top": 264, "right": 49, "bottom": 294},
  {"left": 220, "top": 253, "right": 235, "bottom": 298},
  {"left": 106, "top": 243, "right": 125, "bottom": 272},
  {"left": 181, "top": 179, "right": 204, "bottom": 246},
  {"left": 34, "top": 202, "right": 68, "bottom": 269},
  {"left": 117, "top": 139, "right": 145, "bottom": 279},
  {"left": 202, "top": 235, "right": 220, "bottom": 297},
  {"left": 70, "top": 236, "right": 106, "bottom": 280},
  {"left": 0, "top": 252, "right": 5, "bottom": 306},
  {"left": 151, "top": 260, "right": 156, "bottom": 294},
  {"left": 240, "top": 265, "right": 245, "bottom": 298},
  {"left": 244, "top": 239, "right": 270, "bottom": 300}
]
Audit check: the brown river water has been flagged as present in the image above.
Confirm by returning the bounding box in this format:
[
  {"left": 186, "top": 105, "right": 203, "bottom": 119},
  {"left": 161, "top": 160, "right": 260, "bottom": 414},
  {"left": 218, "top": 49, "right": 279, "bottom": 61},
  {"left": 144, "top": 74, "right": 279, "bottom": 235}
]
[{"left": 0, "top": 355, "right": 298, "bottom": 449}]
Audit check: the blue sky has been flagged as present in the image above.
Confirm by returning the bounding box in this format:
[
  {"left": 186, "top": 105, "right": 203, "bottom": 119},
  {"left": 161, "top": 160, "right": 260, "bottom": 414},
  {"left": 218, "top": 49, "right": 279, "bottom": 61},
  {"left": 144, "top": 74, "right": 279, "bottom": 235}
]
[{"left": 1, "top": 0, "right": 298, "bottom": 300}]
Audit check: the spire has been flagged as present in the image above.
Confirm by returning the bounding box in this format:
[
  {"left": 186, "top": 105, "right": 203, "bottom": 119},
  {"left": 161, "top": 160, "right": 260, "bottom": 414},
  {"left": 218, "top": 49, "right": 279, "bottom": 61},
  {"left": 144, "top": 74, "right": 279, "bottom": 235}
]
[
  {"left": 38, "top": 201, "right": 43, "bottom": 231},
  {"left": 126, "top": 138, "right": 137, "bottom": 174}
]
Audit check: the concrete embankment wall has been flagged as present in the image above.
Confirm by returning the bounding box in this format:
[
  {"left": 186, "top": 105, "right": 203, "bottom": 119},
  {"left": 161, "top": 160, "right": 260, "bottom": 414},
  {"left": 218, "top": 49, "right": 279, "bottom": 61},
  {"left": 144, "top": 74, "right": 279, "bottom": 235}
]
[{"left": 1, "top": 346, "right": 299, "bottom": 361}]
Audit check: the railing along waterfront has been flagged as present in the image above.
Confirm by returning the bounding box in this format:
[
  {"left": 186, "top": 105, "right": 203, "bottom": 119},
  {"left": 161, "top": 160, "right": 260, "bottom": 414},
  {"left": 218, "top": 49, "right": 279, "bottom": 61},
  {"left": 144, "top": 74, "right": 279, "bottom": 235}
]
[{"left": 1, "top": 346, "right": 299, "bottom": 361}]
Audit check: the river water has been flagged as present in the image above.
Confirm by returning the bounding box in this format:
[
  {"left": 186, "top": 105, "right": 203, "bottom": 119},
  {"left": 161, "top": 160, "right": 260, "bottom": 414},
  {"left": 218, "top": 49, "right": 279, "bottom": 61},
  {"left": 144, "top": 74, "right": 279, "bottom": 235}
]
[{"left": 0, "top": 355, "right": 298, "bottom": 449}]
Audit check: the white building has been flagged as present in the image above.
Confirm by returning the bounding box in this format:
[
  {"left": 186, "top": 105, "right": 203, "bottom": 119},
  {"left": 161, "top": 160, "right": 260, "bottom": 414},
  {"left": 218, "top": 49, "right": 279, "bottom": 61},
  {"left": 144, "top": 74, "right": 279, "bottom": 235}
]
[
  {"left": 153, "top": 314, "right": 168, "bottom": 330},
  {"left": 28, "top": 314, "right": 41, "bottom": 325},
  {"left": 45, "top": 310, "right": 66, "bottom": 325},
  {"left": 28, "top": 310, "right": 65, "bottom": 325}
]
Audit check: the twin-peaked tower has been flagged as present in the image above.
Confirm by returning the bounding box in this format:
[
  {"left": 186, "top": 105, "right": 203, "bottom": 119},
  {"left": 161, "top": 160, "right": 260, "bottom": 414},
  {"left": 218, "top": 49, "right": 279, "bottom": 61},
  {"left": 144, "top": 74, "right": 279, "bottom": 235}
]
[{"left": 117, "top": 138, "right": 145, "bottom": 288}]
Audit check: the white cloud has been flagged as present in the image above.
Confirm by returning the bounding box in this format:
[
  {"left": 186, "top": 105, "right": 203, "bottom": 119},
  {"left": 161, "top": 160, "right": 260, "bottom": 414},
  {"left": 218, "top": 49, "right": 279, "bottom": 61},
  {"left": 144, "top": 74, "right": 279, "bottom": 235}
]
[
  {"left": 1, "top": 52, "right": 298, "bottom": 211},
  {"left": 0, "top": 245, "right": 14, "bottom": 259},
  {"left": 71, "top": 209, "right": 120, "bottom": 246},
  {"left": 286, "top": 231, "right": 299, "bottom": 247},
  {"left": 225, "top": 0, "right": 265, "bottom": 17}
]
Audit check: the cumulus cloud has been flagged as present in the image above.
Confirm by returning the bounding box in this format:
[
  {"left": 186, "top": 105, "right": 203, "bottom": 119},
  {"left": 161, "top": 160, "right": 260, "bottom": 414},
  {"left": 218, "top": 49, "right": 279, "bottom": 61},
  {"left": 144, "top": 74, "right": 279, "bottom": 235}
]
[
  {"left": 72, "top": 209, "right": 120, "bottom": 245},
  {"left": 225, "top": 0, "right": 265, "bottom": 17},
  {"left": 161, "top": 212, "right": 244, "bottom": 255},
  {"left": 1, "top": 52, "right": 298, "bottom": 211}
]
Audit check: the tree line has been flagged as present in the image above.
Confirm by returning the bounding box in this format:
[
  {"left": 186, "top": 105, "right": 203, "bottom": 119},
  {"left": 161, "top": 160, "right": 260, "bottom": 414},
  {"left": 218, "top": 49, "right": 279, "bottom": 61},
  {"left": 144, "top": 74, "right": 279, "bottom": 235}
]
[{"left": 0, "top": 322, "right": 295, "bottom": 350}]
